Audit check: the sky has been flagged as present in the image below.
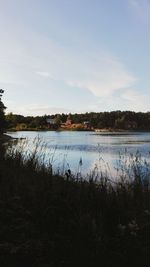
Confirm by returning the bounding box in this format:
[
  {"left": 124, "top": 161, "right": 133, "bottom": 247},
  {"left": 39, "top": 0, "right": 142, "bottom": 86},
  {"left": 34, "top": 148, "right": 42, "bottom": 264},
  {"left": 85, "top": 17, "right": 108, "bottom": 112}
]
[{"left": 0, "top": 0, "right": 150, "bottom": 115}]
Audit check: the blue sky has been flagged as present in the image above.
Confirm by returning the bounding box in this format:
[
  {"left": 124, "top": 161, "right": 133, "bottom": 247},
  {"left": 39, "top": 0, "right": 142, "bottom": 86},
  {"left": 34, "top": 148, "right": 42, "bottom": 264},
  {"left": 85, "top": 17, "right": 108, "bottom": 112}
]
[{"left": 0, "top": 0, "right": 150, "bottom": 115}]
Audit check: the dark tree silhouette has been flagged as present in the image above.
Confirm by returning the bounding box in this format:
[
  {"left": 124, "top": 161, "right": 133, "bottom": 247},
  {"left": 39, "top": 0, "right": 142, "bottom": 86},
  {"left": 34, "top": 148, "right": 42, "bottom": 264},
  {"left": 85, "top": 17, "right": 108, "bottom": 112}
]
[
  {"left": 5, "top": 110, "right": 150, "bottom": 131},
  {"left": 0, "top": 89, "right": 6, "bottom": 134}
]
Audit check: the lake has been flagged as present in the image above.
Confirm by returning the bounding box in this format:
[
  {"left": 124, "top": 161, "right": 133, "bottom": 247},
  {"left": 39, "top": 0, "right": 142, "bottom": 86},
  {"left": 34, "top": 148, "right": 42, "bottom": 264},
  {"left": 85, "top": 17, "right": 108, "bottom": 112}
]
[{"left": 7, "top": 131, "right": 150, "bottom": 178}]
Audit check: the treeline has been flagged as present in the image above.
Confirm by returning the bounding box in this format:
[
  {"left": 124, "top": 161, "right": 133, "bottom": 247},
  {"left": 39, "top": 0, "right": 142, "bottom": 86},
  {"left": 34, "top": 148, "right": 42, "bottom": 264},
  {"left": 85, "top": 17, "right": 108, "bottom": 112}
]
[
  {"left": 69, "top": 111, "right": 150, "bottom": 130},
  {"left": 5, "top": 113, "right": 47, "bottom": 130},
  {"left": 5, "top": 111, "right": 150, "bottom": 130}
]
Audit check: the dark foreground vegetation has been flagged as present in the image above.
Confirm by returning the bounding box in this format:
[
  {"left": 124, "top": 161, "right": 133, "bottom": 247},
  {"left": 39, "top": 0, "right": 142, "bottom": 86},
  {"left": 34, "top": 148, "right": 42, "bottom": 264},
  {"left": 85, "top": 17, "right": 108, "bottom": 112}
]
[
  {"left": 0, "top": 138, "right": 150, "bottom": 267},
  {"left": 0, "top": 89, "right": 6, "bottom": 134},
  {"left": 5, "top": 110, "right": 150, "bottom": 131}
]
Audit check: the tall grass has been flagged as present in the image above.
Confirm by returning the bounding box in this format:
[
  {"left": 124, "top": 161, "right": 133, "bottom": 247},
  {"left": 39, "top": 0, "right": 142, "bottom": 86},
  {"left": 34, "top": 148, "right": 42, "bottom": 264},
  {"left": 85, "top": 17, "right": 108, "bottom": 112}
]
[{"left": 0, "top": 139, "right": 150, "bottom": 266}]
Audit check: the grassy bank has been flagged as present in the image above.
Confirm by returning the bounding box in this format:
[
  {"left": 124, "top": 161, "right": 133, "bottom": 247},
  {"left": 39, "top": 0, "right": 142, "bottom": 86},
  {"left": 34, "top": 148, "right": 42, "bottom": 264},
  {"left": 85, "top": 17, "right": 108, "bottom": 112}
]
[{"left": 0, "top": 140, "right": 150, "bottom": 266}]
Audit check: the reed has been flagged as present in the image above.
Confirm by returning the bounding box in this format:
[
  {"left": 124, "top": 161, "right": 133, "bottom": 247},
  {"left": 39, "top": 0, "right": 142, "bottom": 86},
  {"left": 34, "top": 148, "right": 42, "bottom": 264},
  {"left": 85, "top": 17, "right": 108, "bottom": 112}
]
[{"left": 0, "top": 139, "right": 150, "bottom": 266}]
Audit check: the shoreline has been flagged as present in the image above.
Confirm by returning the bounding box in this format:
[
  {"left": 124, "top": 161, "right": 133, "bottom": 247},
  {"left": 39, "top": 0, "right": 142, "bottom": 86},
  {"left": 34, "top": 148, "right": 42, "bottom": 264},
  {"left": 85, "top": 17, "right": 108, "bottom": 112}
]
[
  {"left": 0, "top": 133, "right": 13, "bottom": 142},
  {"left": 6, "top": 128, "right": 150, "bottom": 133},
  {"left": 0, "top": 134, "right": 19, "bottom": 144}
]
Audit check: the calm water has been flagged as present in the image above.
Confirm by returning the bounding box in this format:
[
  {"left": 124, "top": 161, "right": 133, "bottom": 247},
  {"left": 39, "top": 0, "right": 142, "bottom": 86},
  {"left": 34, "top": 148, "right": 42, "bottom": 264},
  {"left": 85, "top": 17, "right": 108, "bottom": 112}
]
[{"left": 7, "top": 131, "right": 150, "bottom": 177}]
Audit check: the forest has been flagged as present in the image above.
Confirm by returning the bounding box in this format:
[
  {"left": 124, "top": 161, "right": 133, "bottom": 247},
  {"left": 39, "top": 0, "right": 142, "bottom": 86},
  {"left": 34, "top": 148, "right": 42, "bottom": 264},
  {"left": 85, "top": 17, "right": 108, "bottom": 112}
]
[{"left": 5, "top": 110, "right": 150, "bottom": 131}]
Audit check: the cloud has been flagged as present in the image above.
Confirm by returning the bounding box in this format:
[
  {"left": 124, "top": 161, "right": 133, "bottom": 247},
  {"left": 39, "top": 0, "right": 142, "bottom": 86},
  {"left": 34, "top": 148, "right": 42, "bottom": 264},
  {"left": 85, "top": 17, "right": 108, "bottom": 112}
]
[
  {"left": 0, "top": 12, "right": 139, "bottom": 114},
  {"left": 0, "top": 28, "right": 136, "bottom": 99},
  {"left": 36, "top": 71, "right": 53, "bottom": 78},
  {"left": 121, "top": 89, "right": 149, "bottom": 111},
  {"left": 6, "top": 104, "right": 72, "bottom": 116},
  {"left": 66, "top": 55, "right": 136, "bottom": 97}
]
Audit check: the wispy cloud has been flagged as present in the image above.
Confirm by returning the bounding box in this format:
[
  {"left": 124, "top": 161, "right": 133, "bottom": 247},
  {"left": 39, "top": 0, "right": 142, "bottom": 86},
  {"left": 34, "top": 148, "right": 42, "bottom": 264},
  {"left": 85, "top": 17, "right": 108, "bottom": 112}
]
[
  {"left": 66, "top": 54, "right": 136, "bottom": 97},
  {"left": 36, "top": 71, "right": 53, "bottom": 78},
  {"left": 0, "top": 25, "right": 136, "bottom": 98},
  {"left": 6, "top": 103, "right": 72, "bottom": 116},
  {"left": 121, "top": 89, "right": 149, "bottom": 111},
  {"left": 0, "top": 6, "right": 142, "bottom": 114}
]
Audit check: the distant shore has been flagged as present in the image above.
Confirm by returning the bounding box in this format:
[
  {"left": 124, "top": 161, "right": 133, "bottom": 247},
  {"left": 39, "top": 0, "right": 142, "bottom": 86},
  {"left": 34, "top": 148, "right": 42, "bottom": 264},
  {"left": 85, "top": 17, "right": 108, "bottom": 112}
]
[{"left": 6, "top": 127, "right": 150, "bottom": 132}]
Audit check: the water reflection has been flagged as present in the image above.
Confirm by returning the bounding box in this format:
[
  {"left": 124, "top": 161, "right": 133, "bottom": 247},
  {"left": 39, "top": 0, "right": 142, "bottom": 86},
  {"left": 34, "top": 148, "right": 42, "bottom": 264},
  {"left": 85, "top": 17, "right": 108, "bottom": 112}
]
[{"left": 7, "top": 131, "right": 150, "bottom": 177}]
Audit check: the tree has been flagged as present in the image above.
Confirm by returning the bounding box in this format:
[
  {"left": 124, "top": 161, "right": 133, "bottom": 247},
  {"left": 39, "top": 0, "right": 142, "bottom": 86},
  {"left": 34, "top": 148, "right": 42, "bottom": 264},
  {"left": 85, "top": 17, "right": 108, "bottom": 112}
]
[
  {"left": 115, "top": 116, "right": 125, "bottom": 129},
  {"left": 0, "top": 89, "right": 6, "bottom": 134},
  {"left": 54, "top": 114, "right": 62, "bottom": 128}
]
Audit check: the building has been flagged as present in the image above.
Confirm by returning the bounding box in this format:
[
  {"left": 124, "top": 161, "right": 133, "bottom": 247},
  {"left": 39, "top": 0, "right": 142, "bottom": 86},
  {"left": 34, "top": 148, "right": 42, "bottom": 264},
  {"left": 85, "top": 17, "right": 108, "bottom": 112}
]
[
  {"left": 83, "top": 121, "right": 91, "bottom": 129},
  {"left": 46, "top": 118, "right": 56, "bottom": 128},
  {"left": 65, "top": 115, "right": 72, "bottom": 126}
]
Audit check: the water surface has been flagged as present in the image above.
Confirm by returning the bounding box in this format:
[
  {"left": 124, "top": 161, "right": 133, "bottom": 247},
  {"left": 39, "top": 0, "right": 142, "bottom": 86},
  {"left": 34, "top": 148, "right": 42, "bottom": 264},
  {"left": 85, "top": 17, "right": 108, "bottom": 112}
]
[{"left": 8, "top": 131, "right": 150, "bottom": 177}]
